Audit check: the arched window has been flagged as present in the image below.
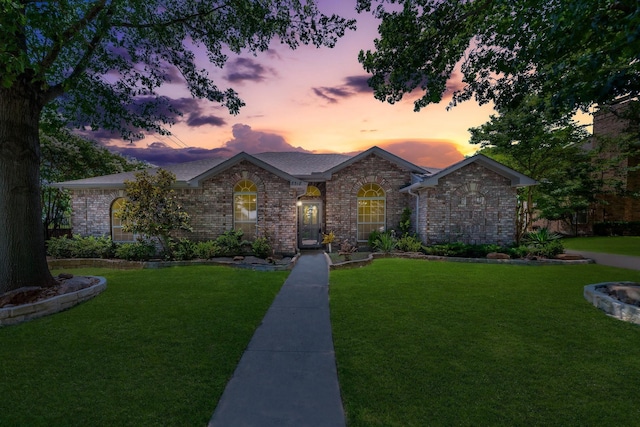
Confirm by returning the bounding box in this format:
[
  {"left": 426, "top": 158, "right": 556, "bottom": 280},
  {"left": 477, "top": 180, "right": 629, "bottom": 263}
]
[
  {"left": 305, "top": 185, "right": 321, "bottom": 197},
  {"left": 357, "top": 183, "right": 386, "bottom": 241},
  {"left": 111, "top": 198, "right": 135, "bottom": 242},
  {"left": 234, "top": 180, "right": 257, "bottom": 237}
]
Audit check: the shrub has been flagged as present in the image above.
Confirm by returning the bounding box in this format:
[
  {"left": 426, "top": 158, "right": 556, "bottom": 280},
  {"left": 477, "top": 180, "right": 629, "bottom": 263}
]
[
  {"left": 171, "top": 238, "right": 196, "bottom": 261},
  {"left": 338, "top": 240, "right": 358, "bottom": 261},
  {"left": 47, "top": 235, "right": 74, "bottom": 258},
  {"left": 47, "top": 235, "right": 116, "bottom": 259},
  {"left": 526, "top": 240, "right": 564, "bottom": 258},
  {"left": 367, "top": 230, "right": 383, "bottom": 250},
  {"left": 423, "top": 242, "right": 512, "bottom": 258},
  {"left": 396, "top": 234, "right": 423, "bottom": 252},
  {"left": 215, "top": 229, "right": 249, "bottom": 257},
  {"left": 251, "top": 237, "right": 272, "bottom": 259},
  {"left": 372, "top": 231, "right": 397, "bottom": 253},
  {"left": 115, "top": 241, "right": 157, "bottom": 261},
  {"left": 193, "top": 240, "right": 220, "bottom": 259}
]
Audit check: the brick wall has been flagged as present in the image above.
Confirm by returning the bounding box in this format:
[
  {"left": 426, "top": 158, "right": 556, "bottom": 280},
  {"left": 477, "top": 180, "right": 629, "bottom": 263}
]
[
  {"left": 325, "top": 153, "right": 413, "bottom": 245},
  {"left": 70, "top": 189, "right": 124, "bottom": 237},
  {"left": 417, "top": 162, "right": 518, "bottom": 245}
]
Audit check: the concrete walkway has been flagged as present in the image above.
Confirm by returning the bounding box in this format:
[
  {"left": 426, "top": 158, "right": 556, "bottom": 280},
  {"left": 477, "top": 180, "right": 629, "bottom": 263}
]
[
  {"left": 208, "top": 252, "right": 345, "bottom": 427},
  {"left": 565, "top": 250, "right": 640, "bottom": 270}
]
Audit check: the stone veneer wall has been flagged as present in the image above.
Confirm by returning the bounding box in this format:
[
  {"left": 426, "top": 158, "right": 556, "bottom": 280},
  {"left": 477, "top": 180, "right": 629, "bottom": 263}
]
[
  {"left": 417, "top": 162, "right": 517, "bottom": 245},
  {"left": 325, "top": 153, "right": 413, "bottom": 245}
]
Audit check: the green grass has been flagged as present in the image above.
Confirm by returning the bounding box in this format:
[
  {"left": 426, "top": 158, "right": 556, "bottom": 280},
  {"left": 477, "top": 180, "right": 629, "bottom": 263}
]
[
  {"left": 330, "top": 259, "right": 640, "bottom": 426},
  {"left": 0, "top": 266, "right": 286, "bottom": 426},
  {"left": 562, "top": 236, "right": 640, "bottom": 256}
]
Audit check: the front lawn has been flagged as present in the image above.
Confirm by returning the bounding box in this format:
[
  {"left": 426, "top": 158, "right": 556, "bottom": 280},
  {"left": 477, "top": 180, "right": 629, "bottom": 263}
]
[
  {"left": 0, "top": 266, "right": 286, "bottom": 426},
  {"left": 330, "top": 259, "right": 640, "bottom": 426},
  {"left": 562, "top": 236, "right": 640, "bottom": 256}
]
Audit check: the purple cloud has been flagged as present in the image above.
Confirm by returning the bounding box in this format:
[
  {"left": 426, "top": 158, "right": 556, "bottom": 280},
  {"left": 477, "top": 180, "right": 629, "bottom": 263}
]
[
  {"left": 223, "top": 124, "right": 310, "bottom": 153},
  {"left": 225, "top": 57, "right": 276, "bottom": 84},
  {"left": 187, "top": 114, "right": 226, "bottom": 127},
  {"left": 312, "top": 74, "right": 374, "bottom": 103},
  {"left": 107, "top": 142, "right": 233, "bottom": 166}
]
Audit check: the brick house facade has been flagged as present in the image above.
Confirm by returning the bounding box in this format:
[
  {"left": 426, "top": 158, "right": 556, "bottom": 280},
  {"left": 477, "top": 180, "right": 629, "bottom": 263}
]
[{"left": 56, "top": 147, "right": 535, "bottom": 254}]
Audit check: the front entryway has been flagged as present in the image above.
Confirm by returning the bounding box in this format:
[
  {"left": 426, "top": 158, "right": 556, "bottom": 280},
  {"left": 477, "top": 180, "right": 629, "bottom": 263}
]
[{"left": 298, "top": 201, "right": 322, "bottom": 248}]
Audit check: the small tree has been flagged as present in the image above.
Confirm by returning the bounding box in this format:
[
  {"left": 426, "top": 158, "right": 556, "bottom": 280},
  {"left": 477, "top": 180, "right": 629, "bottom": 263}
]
[{"left": 118, "top": 169, "right": 191, "bottom": 255}]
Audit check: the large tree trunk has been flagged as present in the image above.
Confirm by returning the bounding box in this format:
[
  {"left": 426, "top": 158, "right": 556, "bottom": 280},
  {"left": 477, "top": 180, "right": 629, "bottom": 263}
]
[{"left": 0, "top": 81, "right": 56, "bottom": 294}]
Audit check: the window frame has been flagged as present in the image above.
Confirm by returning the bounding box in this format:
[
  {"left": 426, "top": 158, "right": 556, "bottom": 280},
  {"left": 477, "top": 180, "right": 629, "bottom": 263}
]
[
  {"left": 233, "top": 179, "right": 258, "bottom": 237},
  {"left": 357, "top": 183, "right": 386, "bottom": 241}
]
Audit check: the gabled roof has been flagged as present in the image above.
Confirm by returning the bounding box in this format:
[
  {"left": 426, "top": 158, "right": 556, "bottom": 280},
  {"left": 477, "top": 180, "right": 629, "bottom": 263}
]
[
  {"left": 187, "top": 152, "right": 301, "bottom": 186},
  {"left": 252, "top": 152, "right": 351, "bottom": 178},
  {"left": 53, "top": 146, "right": 429, "bottom": 189},
  {"left": 401, "top": 154, "right": 537, "bottom": 191},
  {"left": 323, "top": 146, "right": 427, "bottom": 178}
]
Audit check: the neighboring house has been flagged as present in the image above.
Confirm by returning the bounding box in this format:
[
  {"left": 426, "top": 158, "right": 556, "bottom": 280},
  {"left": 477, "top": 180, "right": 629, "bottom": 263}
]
[
  {"left": 590, "top": 97, "right": 640, "bottom": 225},
  {"left": 54, "top": 146, "right": 536, "bottom": 254}
]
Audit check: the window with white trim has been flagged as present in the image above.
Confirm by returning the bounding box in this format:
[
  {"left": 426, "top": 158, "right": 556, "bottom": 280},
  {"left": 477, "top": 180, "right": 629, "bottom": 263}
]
[
  {"left": 357, "top": 183, "right": 386, "bottom": 241},
  {"left": 234, "top": 180, "right": 257, "bottom": 237},
  {"left": 111, "top": 198, "right": 135, "bottom": 242}
]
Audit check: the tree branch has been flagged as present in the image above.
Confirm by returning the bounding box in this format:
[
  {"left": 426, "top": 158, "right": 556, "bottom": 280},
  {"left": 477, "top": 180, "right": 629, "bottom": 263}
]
[
  {"left": 111, "top": 3, "right": 229, "bottom": 30},
  {"left": 38, "top": 0, "right": 107, "bottom": 71}
]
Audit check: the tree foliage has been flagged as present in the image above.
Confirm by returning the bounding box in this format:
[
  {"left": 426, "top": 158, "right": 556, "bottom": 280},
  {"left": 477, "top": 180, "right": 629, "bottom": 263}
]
[
  {"left": 41, "top": 128, "right": 146, "bottom": 238},
  {"left": 0, "top": 0, "right": 353, "bottom": 292},
  {"left": 357, "top": 0, "right": 640, "bottom": 114},
  {"left": 118, "top": 169, "right": 192, "bottom": 254},
  {"left": 469, "top": 102, "right": 594, "bottom": 239}
]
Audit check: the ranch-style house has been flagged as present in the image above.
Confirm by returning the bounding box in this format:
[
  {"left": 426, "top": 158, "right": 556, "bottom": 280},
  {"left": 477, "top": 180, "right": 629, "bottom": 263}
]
[{"left": 55, "top": 146, "right": 536, "bottom": 254}]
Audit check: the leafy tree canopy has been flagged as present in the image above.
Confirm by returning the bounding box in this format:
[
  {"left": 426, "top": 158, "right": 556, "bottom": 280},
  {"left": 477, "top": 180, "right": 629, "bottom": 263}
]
[
  {"left": 2, "top": 0, "right": 356, "bottom": 138},
  {"left": 0, "top": 0, "right": 354, "bottom": 292},
  {"left": 357, "top": 0, "right": 640, "bottom": 114},
  {"left": 470, "top": 101, "right": 595, "bottom": 237}
]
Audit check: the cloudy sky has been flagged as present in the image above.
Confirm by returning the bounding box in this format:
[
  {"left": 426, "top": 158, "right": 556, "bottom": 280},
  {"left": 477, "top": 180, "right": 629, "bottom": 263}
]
[{"left": 97, "top": 2, "right": 501, "bottom": 168}]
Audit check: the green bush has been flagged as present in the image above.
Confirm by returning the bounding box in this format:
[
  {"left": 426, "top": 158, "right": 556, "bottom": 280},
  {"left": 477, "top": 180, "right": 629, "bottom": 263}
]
[
  {"left": 215, "top": 229, "right": 249, "bottom": 256},
  {"left": 47, "top": 235, "right": 116, "bottom": 259},
  {"left": 526, "top": 240, "right": 564, "bottom": 258},
  {"left": 396, "top": 234, "right": 423, "bottom": 252},
  {"left": 423, "top": 242, "right": 511, "bottom": 258},
  {"left": 372, "top": 231, "right": 397, "bottom": 253},
  {"left": 115, "top": 241, "right": 157, "bottom": 261},
  {"left": 251, "top": 237, "right": 272, "bottom": 259},
  {"left": 193, "top": 240, "right": 221, "bottom": 259},
  {"left": 171, "top": 238, "right": 196, "bottom": 261}
]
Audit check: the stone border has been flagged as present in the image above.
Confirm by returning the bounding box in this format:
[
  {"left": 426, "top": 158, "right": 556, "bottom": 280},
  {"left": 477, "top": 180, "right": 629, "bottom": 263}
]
[
  {"left": 0, "top": 277, "right": 107, "bottom": 327},
  {"left": 329, "top": 252, "right": 595, "bottom": 269},
  {"left": 48, "top": 256, "right": 297, "bottom": 272},
  {"left": 584, "top": 282, "right": 640, "bottom": 325}
]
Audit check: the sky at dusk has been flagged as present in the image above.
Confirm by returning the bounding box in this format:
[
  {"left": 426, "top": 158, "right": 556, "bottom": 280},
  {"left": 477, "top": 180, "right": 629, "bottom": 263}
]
[{"left": 91, "top": 2, "right": 514, "bottom": 168}]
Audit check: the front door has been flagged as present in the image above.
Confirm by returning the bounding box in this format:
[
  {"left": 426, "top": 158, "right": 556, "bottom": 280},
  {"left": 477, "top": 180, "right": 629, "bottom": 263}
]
[{"left": 298, "top": 201, "right": 322, "bottom": 248}]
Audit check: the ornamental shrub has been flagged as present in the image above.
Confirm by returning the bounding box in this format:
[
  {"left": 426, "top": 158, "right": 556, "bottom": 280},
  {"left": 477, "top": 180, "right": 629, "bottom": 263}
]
[
  {"left": 115, "top": 241, "right": 156, "bottom": 261},
  {"left": 396, "top": 234, "right": 423, "bottom": 252},
  {"left": 47, "top": 235, "right": 116, "bottom": 258},
  {"left": 251, "top": 237, "right": 272, "bottom": 259},
  {"left": 193, "top": 241, "right": 221, "bottom": 259}
]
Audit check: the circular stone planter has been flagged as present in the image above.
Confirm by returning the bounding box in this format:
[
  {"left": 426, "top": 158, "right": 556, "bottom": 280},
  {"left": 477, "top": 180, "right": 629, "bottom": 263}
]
[
  {"left": 0, "top": 277, "right": 107, "bottom": 327},
  {"left": 584, "top": 281, "right": 640, "bottom": 325}
]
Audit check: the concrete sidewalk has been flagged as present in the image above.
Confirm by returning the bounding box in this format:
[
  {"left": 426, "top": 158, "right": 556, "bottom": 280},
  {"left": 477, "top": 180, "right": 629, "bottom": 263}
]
[
  {"left": 565, "top": 250, "right": 640, "bottom": 270},
  {"left": 208, "top": 252, "right": 345, "bottom": 427}
]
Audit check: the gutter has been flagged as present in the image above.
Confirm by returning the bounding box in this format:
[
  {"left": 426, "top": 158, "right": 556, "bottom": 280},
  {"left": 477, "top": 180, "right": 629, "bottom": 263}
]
[{"left": 407, "top": 188, "right": 420, "bottom": 236}]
